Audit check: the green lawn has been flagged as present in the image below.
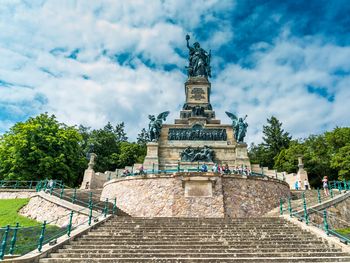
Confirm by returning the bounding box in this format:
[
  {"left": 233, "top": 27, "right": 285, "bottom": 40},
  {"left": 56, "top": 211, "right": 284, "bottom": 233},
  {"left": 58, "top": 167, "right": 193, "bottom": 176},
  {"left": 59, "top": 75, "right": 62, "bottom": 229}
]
[
  {"left": 336, "top": 227, "right": 350, "bottom": 238},
  {"left": 0, "top": 198, "right": 62, "bottom": 256},
  {"left": 0, "top": 198, "right": 40, "bottom": 227}
]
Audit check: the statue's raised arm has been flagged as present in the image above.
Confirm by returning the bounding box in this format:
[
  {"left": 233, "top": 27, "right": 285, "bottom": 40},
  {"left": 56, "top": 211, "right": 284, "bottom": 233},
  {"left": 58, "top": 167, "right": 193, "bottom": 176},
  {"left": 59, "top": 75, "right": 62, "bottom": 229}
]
[{"left": 185, "top": 34, "right": 211, "bottom": 78}]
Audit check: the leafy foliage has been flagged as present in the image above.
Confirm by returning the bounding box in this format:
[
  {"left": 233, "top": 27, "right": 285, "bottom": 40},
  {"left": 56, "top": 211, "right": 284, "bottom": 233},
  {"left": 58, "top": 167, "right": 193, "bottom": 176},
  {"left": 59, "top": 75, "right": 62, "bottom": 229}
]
[
  {"left": 80, "top": 122, "right": 146, "bottom": 172},
  {"left": 249, "top": 116, "right": 291, "bottom": 168},
  {"left": 274, "top": 127, "right": 350, "bottom": 185},
  {"left": 0, "top": 114, "right": 86, "bottom": 185}
]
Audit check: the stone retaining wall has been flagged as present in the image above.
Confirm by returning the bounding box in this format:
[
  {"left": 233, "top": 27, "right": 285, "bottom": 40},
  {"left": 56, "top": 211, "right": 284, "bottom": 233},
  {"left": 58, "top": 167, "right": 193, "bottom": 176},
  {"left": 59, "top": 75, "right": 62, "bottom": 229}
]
[
  {"left": 19, "top": 196, "right": 88, "bottom": 227},
  {"left": 0, "top": 190, "right": 36, "bottom": 199},
  {"left": 101, "top": 173, "right": 290, "bottom": 218},
  {"left": 222, "top": 176, "right": 290, "bottom": 217}
]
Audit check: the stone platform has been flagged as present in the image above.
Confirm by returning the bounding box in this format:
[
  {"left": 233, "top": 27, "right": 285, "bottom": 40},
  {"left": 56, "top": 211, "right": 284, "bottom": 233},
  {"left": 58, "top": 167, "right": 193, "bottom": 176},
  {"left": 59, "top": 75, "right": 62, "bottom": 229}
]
[{"left": 101, "top": 173, "right": 290, "bottom": 218}]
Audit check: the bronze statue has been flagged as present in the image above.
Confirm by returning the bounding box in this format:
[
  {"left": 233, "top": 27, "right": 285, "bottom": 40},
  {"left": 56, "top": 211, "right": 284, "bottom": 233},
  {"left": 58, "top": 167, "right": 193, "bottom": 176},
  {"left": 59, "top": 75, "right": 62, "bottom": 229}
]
[
  {"left": 148, "top": 111, "right": 170, "bottom": 142},
  {"left": 225, "top": 111, "right": 248, "bottom": 143},
  {"left": 186, "top": 34, "right": 211, "bottom": 78},
  {"left": 180, "top": 145, "right": 214, "bottom": 162}
]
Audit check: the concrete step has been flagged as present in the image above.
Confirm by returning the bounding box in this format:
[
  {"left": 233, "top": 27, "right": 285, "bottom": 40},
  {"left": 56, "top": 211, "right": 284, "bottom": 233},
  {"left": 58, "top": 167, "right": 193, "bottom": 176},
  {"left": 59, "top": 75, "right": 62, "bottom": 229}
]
[
  {"left": 38, "top": 217, "right": 350, "bottom": 263},
  {"left": 39, "top": 257, "right": 350, "bottom": 263}
]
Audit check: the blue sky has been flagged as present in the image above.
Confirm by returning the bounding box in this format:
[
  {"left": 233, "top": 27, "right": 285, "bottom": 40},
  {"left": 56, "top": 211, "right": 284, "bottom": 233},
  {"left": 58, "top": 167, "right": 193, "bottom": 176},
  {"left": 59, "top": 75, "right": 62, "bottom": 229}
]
[{"left": 0, "top": 0, "right": 350, "bottom": 143}]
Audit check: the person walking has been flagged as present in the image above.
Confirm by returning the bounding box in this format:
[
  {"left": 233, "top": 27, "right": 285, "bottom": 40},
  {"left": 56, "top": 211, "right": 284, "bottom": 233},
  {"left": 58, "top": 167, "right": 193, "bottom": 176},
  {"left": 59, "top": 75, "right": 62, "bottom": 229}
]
[{"left": 322, "top": 176, "right": 329, "bottom": 196}]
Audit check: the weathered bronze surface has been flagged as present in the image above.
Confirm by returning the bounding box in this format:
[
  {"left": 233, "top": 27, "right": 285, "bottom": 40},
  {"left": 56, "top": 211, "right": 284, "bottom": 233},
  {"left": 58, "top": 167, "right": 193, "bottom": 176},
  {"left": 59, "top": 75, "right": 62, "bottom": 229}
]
[
  {"left": 186, "top": 35, "right": 211, "bottom": 78},
  {"left": 225, "top": 111, "right": 248, "bottom": 143},
  {"left": 180, "top": 145, "right": 215, "bottom": 162},
  {"left": 168, "top": 127, "right": 227, "bottom": 141},
  {"left": 148, "top": 111, "right": 170, "bottom": 142}
]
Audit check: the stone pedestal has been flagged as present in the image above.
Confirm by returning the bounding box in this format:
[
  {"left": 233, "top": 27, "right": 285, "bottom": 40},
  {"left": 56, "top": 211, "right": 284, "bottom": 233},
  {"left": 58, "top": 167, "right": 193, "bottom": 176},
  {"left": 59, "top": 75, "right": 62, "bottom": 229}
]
[
  {"left": 80, "top": 169, "right": 95, "bottom": 190},
  {"left": 296, "top": 156, "right": 310, "bottom": 190},
  {"left": 143, "top": 142, "right": 159, "bottom": 171}
]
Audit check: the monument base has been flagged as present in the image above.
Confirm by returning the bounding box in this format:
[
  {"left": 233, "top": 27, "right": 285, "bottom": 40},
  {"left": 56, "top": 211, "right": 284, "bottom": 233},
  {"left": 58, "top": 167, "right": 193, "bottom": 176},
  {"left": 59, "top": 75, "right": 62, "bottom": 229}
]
[{"left": 101, "top": 173, "right": 290, "bottom": 218}]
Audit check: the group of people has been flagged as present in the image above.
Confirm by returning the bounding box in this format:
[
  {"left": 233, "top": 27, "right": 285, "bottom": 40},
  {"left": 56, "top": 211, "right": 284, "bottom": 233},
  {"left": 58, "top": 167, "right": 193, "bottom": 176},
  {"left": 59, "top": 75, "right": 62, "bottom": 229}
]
[
  {"left": 122, "top": 165, "right": 146, "bottom": 177},
  {"left": 294, "top": 179, "right": 310, "bottom": 190},
  {"left": 200, "top": 163, "right": 252, "bottom": 175}
]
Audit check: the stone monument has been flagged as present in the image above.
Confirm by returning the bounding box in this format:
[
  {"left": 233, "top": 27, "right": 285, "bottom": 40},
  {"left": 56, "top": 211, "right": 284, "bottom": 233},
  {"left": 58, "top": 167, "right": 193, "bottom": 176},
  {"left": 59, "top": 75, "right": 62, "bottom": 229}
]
[
  {"left": 143, "top": 35, "right": 250, "bottom": 171},
  {"left": 101, "top": 35, "right": 290, "bottom": 218}
]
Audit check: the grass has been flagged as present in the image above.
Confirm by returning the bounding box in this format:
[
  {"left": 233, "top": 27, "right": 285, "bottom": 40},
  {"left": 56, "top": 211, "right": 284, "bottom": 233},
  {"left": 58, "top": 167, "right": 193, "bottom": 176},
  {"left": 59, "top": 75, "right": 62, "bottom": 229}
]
[
  {"left": 335, "top": 227, "right": 350, "bottom": 238},
  {"left": 0, "top": 198, "right": 62, "bottom": 256},
  {"left": 0, "top": 198, "right": 40, "bottom": 227}
]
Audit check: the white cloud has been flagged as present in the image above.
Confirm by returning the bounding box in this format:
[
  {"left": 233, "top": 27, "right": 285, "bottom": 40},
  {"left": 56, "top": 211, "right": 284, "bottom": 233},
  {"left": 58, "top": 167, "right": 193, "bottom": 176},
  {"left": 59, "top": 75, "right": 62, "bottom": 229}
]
[{"left": 0, "top": 1, "right": 349, "bottom": 146}]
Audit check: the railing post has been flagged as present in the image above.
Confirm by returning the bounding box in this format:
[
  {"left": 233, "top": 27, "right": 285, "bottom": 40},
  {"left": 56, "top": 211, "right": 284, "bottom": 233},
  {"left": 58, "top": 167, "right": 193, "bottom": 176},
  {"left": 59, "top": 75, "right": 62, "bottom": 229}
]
[
  {"left": 14, "top": 181, "right": 18, "bottom": 189},
  {"left": 72, "top": 188, "right": 77, "bottom": 204},
  {"left": 29, "top": 181, "right": 33, "bottom": 189},
  {"left": 317, "top": 188, "right": 322, "bottom": 203},
  {"left": 112, "top": 197, "right": 117, "bottom": 215},
  {"left": 37, "top": 221, "right": 46, "bottom": 252},
  {"left": 177, "top": 161, "right": 180, "bottom": 172},
  {"left": 330, "top": 188, "right": 334, "bottom": 199},
  {"left": 0, "top": 225, "right": 10, "bottom": 260},
  {"left": 343, "top": 180, "right": 347, "bottom": 193},
  {"left": 9, "top": 223, "right": 19, "bottom": 255},
  {"left": 288, "top": 197, "right": 292, "bottom": 217},
  {"left": 88, "top": 201, "right": 93, "bottom": 226},
  {"left": 104, "top": 198, "right": 109, "bottom": 217},
  {"left": 338, "top": 181, "right": 342, "bottom": 194},
  {"left": 323, "top": 210, "right": 329, "bottom": 235},
  {"left": 67, "top": 211, "right": 74, "bottom": 237},
  {"left": 43, "top": 180, "right": 48, "bottom": 192},
  {"left": 302, "top": 192, "right": 309, "bottom": 225},
  {"left": 60, "top": 184, "right": 65, "bottom": 199},
  {"left": 197, "top": 162, "right": 199, "bottom": 172},
  {"left": 279, "top": 198, "right": 283, "bottom": 215},
  {"left": 152, "top": 163, "right": 155, "bottom": 174}
]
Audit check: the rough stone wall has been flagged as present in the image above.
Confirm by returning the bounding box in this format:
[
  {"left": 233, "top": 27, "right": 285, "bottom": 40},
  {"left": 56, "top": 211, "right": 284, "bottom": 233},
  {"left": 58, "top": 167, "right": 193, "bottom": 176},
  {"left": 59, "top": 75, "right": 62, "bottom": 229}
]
[
  {"left": 0, "top": 190, "right": 36, "bottom": 199},
  {"left": 102, "top": 176, "right": 224, "bottom": 218},
  {"left": 101, "top": 174, "right": 289, "bottom": 218},
  {"left": 222, "top": 176, "right": 290, "bottom": 218},
  {"left": 309, "top": 198, "right": 350, "bottom": 229},
  {"left": 19, "top": 196, "right": 88, "bottom": 227}
]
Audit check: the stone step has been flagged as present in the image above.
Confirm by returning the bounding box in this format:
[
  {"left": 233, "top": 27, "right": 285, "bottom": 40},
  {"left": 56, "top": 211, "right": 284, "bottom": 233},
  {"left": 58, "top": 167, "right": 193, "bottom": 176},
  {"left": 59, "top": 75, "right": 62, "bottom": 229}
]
[
  {"left": 49, "top": 252, "right": 350, "bottom": 258},
  {"left": 71, "top": 240, "right": 326, "bottom": 246},
  {"left": 59, "top": 247, "right": 341, "bottom": 253},
  {"left": 39, "top": 257, "right": 350, "bottom": 263},
  {"left": 64, "top": 243, "right": 330, "bottom": 251}
]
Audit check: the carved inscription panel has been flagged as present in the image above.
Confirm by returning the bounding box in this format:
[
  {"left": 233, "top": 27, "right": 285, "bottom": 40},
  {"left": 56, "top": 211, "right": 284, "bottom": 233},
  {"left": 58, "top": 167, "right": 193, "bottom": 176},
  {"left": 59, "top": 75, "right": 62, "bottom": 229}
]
[
  {"left": 187, "top": 86, "right": 208, "bottom": 103},
  {"left": 185, "top": 181, "right": 212, "bottom": 197}
]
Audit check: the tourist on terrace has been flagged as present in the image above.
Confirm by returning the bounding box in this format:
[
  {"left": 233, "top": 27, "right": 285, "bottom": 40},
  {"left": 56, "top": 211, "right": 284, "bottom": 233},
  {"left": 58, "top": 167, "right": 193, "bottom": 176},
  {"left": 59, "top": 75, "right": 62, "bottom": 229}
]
[
  {"left": 212, "top": 163, "right": 218, "bottom": 173},
  {"left": 304, "top": 179, "right": 309, "bottom": 190},
  {"left": 201, "top": 163, "right": 208, "bottom": 172},
  {"left": 322, "top": 176, "right": 329, "bottom": 196},
  {"left": 139, "top": 165, "right": 145, "bottom": 175},
  {"left": 223, "top": 163, "right": 231, "bottom": 174},
  {"left": 295, "top": 181, "right": 299, "bottom": 190},
  {"left": 122, "top": 169, "right": 130, "bottom": 177}
]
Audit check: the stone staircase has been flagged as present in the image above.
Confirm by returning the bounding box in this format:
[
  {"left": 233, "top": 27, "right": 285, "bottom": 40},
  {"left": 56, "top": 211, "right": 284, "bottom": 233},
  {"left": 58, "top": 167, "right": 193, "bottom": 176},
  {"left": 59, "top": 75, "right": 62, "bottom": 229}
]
[{"left": 39, "top": 217, "right": 350, "bottom": 262}]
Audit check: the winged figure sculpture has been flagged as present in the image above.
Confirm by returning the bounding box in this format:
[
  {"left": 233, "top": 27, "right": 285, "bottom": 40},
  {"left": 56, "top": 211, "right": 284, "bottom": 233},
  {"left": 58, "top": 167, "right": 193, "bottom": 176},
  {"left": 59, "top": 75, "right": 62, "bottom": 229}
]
[
  {"left": 225, "top": 111, "right": 248, "bottom": 143},
  {"left": 148, "top": 111, "right": 170, "bottom": 142}
]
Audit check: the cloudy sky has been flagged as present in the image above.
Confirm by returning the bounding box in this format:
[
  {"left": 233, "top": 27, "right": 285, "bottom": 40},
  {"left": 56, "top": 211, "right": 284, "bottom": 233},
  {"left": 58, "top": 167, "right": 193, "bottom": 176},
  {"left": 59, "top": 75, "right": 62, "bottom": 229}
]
[{"left": 0, "top": 0, "right": 349, "bottom": 143}]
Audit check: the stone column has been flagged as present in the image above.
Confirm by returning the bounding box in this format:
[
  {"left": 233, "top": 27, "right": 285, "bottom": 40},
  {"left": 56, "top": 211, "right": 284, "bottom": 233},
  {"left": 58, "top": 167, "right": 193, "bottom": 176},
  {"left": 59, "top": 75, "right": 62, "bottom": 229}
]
[
  {"left": 143, "top": 142, "right": 159, "bottom": 173},
  {"left": 296, "top": 156, "right": 310, "bottom": 190}
]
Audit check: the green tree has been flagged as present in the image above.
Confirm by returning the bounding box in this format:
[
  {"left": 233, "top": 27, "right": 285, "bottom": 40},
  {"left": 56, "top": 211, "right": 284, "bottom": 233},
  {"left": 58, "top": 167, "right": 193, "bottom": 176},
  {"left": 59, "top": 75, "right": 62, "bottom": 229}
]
[
  {"left": 331, "top": 144, "right": 350, "bottom": 179},
  {"left": 137, "top": 128, "right": 150, "bottom": 145},
  {"left": 0, "top": 113, "right": 86, "bottom": 185},
  {"left": 248, "top": 116, "right": 291, "bottom": 168}
]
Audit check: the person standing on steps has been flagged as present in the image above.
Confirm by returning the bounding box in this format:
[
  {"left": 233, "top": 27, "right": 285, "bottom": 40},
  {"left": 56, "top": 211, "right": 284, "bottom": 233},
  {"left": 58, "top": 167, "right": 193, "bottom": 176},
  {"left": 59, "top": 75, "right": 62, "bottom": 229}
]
[
  {"left": 304, "top": 179, "right": 309, "bottom": 190},
  {"left": 322, "top": 176, "right": 329, "bottom": 196}
]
